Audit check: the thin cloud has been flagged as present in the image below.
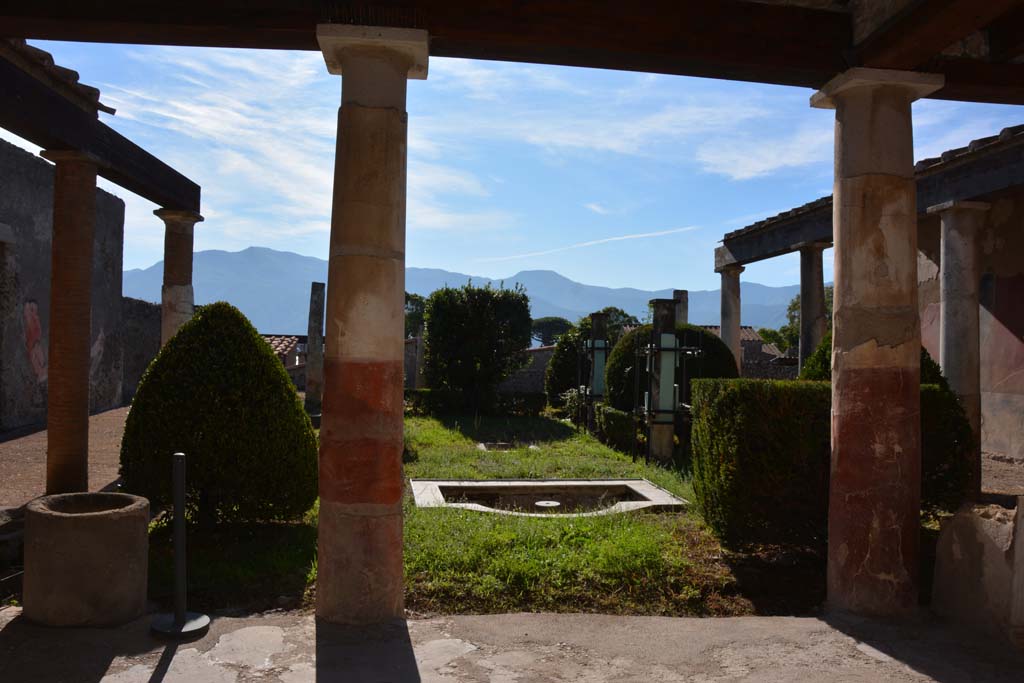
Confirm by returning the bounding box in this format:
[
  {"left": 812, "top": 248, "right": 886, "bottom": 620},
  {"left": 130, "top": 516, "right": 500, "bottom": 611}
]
[
  {"left": 478, "top": 226, "right": 699, "bottom": 263},
  {"left": 584, "top": 202, "right": 610, "bottom": 215}
]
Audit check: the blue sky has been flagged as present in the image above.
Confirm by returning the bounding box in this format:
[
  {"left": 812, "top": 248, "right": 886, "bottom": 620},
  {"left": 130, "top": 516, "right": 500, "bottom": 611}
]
[{"left": 6, "top": 41, "right": 1023, "bottom": 290}]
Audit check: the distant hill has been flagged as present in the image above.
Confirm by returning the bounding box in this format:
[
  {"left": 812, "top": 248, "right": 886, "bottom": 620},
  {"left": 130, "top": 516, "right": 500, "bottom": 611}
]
[{"left": 123, "top": 246, "right": 800, "bottom": 334}]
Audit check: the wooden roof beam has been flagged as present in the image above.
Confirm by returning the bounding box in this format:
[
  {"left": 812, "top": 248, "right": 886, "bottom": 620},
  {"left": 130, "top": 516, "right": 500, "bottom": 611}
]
[
  {"left": 0, "top": 56, "right": 200, "bottom": 212},
  {"left": 989, "top": 6, "right": 1024, "bottom": 62},
  {"left": 854, "top": 0, "right": 1024, "bottom": 70}
]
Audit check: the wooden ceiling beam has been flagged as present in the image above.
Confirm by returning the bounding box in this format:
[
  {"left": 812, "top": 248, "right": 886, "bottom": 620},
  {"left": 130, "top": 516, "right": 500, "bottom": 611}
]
[
  {"left": 0, "top": 56, "right": 201, "bottom": 211},
  {"left": 988, "top": 6, "right": 1024, "bottom": 62},
  {"left": 854, "top": 0, "right": 1023, "bottom": 70}
]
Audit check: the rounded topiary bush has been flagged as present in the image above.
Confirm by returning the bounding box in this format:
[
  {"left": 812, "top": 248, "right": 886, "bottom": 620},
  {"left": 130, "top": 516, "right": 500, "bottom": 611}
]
[
  {"left": 120, "top": 302, "right": 318, "bottom": 524},
  {"left": 605, "top": 323, "right": 738, "bottom": 411}
]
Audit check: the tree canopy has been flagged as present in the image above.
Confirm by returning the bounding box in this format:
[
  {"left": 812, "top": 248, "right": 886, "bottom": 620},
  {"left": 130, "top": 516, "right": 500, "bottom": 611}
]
[{"left": 531, "top": 316, "right": 572, "bottom": 346}]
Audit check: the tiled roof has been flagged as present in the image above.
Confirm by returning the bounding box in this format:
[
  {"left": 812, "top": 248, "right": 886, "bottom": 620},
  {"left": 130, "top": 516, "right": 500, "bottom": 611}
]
[
  {"left": 0, "top": 39, "right": 115, "bottom": 116},
  {"left": 723, "top": 123, "right": 1024, "bottom": 243},
  {"left": 698, "top": 325, "right": 764, "bottom": 342},
  {"left": 263, "top": 335, "right": 299, "bottom": 357}
]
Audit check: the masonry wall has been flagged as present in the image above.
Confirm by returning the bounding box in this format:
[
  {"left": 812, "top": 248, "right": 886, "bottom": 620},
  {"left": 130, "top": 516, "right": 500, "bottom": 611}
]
[
  {"left": 0, "top": 139, "right": 127, "bottom": 431},
  {"left": 918, "top": 185, "right": 1024, "bottom": 461},
  {"left": 120, "top": 297, "right": 161, "bottom": 404},
  {"left": 498, "top": 346, "right": 554, "bottom": 395}
]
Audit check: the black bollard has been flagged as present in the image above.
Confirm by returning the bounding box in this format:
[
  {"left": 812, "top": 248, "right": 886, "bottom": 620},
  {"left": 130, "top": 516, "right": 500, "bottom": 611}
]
[{"left": 151, "top": 452, "right": 210, "bottom": 638}]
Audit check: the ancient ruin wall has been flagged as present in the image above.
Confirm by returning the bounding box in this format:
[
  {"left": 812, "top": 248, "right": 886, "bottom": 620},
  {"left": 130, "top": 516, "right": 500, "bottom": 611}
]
[{"left": 0, "top": 138, "right": 126, "bottom": 431}]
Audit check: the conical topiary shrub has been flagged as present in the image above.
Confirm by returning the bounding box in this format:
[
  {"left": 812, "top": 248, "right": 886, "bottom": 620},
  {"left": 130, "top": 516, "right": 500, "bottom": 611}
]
[{"left": 120, "top": 302, "right": 317, "bottom": 524}]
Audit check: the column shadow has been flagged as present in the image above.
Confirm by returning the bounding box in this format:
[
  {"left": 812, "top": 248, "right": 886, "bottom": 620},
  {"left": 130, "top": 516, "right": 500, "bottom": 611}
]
[{"left": 315, "top": 618, "right": 420, "bottom": 682}]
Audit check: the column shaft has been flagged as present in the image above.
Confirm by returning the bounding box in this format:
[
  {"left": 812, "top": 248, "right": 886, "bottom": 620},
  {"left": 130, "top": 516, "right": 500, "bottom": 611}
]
[
  {"left": 316, "top": 26, "right": 426, "bottom": 624},
  {"left": 305, "top": 281, "right": 326, "bottom": 415},
  {"left": 648, "top": 299, "right": 676, "bottom": 465},
  {"left": 932, "top": 201, "right": 987, "bottom": 499},
  {"left": 814, "top": 69, "right": 942, "bottom": 616},
  {"left": 43, "top": 151, "right": 97, "bottom": 494},
  {"left": 719, "top": 267, "right": 743, "bottom": 373},
  {"left": 155, "top": 209, "right": 202, "bottom": 346},
  {"left": 673, "top": 289, "right": 689, "bottom": 325},
  {"left": 799, "top": 245, "right": 828, "bottom": 370}
]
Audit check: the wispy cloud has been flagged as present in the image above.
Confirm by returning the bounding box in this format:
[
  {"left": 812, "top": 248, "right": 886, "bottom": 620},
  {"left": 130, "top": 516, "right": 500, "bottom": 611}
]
[
  {"left": 477, "top": 226, "right": 699, "bottom": 262},
  {"left": 695, "top": 124, "right": 834, "bottom": 180},
  {"left": 584, "top": 202, "right": 610, "bottom": 215}
]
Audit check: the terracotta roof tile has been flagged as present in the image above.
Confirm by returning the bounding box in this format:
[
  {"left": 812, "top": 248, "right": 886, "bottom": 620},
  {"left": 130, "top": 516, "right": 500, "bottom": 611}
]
[
  {"left": 1, "top": 39, "right": 115, "bottom": 116},
  {"left": 724, "top": 124, "right": 1024, "bottom": 243},
  {"left": 263, "top": 335, "right": 299, "bottom": 357}
]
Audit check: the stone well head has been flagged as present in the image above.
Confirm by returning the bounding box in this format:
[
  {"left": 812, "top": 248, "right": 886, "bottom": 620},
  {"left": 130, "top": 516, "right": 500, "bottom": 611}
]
[{"left": 24, "top": 492, "right": 150, "bottom": 627}]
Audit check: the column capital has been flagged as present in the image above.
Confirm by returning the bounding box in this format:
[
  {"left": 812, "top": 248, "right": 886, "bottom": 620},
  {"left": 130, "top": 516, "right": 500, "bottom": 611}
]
[
  {"left": 716, "top": 264, "right": 745, "bottom": 275},
  {"left": 317, "top": 24, "right": 429, "bottom": 80},
  {"left": 40, "top": 149, "right": 100, "bottom": 166},
  {"left": 810, "top": 67, "right": 943, "bottom": 109},
  {"left": 154, "top": 208, "right": 204, "bottom": 224},
  {"left": 926, "top": 200, "right": 991, "bottom": 215}
]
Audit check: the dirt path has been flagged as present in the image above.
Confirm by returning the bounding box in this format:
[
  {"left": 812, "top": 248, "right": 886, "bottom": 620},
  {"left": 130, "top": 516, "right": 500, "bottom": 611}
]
[{"left": 0, "top": 407, "right": 129, "bottom": 508}]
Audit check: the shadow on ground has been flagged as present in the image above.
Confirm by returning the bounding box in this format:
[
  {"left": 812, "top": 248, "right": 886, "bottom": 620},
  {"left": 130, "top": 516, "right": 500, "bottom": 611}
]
[
  {"left": 316, "top": 618, "right": 420, "bottom": 682},
  {"left": 437, "top": 414, "right": 576, "bottom": 444},
  {"left": 0, "top": 611, "right": 199, "bottom": 683}
]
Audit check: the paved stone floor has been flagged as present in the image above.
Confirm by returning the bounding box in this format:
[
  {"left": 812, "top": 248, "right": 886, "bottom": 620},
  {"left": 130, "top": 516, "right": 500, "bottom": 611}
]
[{"left": 3, "top": 606, "right": 1024, "bottom": 682}]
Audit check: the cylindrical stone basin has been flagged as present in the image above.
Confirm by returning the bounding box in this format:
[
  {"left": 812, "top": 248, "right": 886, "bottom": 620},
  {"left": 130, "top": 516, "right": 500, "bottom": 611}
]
[{"left": 24, "top": 492, "right": 149, "bottom": 626}]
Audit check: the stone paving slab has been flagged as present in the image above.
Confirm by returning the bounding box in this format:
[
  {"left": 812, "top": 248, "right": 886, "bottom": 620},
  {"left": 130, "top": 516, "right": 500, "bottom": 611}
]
[{"left": 3, "top": 606, "right": 1024, "bottom": 682}]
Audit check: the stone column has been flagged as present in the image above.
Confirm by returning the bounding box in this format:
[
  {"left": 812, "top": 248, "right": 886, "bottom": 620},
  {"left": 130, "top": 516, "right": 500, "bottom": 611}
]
[
  {"left": 154, "top": 209, "right": 203, "bottom": 346},
  {"left": 673, "top": 289, "right": 689, "bottom": 325},
  {"left": 305, "top": 281, "right": 326, "bottom": 415},
  {"left": 812, "top": 67, "right": 943, "bottom": 617},
  {"left": 587, "top": 312, "right": 609, "bottom": 429},
  {"left": 798, "top": 243, "right": 828, "bottom": 371},
  {"left": 928, "top": 200, "right": 988, "bottom": 500},
  {"left": 316, "top": 24, "right": 428, "bottom": 625},
  {"left": 648, "top": 299, "right": 676, "bottom": 465},
  {"left": 718, "top": 265, "right": 743, "bottom": 373},
  {"left": 41, "top": 150, "right": 97, "bottom": 494}
]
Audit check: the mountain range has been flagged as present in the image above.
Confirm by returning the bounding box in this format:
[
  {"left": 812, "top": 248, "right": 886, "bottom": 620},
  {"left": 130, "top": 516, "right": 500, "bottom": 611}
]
[{"left": 123, "top": 247, "right": 800, "bottom": 334}]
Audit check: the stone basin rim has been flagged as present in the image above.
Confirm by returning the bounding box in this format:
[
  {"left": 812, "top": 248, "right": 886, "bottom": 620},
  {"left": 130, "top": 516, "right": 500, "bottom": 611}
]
[{"left": 26, "top": 492, "right": 149, "bottom": 517}]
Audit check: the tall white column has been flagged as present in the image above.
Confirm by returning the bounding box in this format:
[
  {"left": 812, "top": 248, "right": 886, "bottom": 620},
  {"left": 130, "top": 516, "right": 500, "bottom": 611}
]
[
  {"left": 316, "top": 24, "right": 427, "bottom": 625},
  {"left": 812, "top": 67, "right": 943, "bottom": 617},
  {"left": 718, "top": 265, "right": 743, "bottom": 373},
  {"left": 155, "top": 209, "right": 203, "bottom": 346},
  {"left": 928, "top": 200, "right": 988, "bottom": 500}
]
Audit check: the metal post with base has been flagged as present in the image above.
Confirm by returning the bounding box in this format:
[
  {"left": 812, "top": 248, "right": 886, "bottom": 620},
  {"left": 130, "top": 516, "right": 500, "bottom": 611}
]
[{"left": 151, "top": 452, "right": 210, "bottom": 638}]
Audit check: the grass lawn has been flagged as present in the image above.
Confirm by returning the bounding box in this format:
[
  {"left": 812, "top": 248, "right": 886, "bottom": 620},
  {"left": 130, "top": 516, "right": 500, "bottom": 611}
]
[{"left": 149, "top": 414, "right": 770, "bottom": 616}]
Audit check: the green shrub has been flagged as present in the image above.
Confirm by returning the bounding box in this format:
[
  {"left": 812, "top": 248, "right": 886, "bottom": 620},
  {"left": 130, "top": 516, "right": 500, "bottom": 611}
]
[
  {"left": 691, "top": 379, "right": 832, "bottom": 545},
  {"left": 605, "top": 323, "right": 738, "bottom": 412},
  {"left": 691, "top": 378, "right": 971, "bottom": 547},
  {"left": 800, "top": 332, "right": 950, "bottom": 391},
  {"left": 594, "top": 402, "right": 642, "bottom": 455},
  {"left": 120, "top": 302, "right": 317, "bottom": 524},
  {"left": 405, "top": 388, "right": 545, "bottom": 418},
  {"left": 424, "top": 283, "right": 532, "bottom": 413},
  {"left": 544, "top": 318, "right": 591, "bottom": 408},
  {"left": 495, "top": 392, "right": 547, "bottom": 417}
]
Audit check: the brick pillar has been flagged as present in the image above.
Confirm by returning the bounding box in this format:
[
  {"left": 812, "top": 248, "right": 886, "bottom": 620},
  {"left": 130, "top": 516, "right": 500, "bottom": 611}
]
[
  {"left": 41, "top": 150, "right": 97, "bottom": 494},
  {"left": 648, "top": 299, "right": 676, "bottom": 465},
  {"left": 154, "top": 209, "right": 203, "bottom": 346},
  {"left": 812, "top": 67, "right": 943, "bottom": 617},
  {"left": 305, "top": 281, "right": 326, "bottom": 415},
  {"left": 673, "top": 289, "right": 689, "bottom": 325},
  {"left": 798, "top": 243, "right": 828, "bottom": 371},
  {"left": 928, "top": 200, "right": 988, "bottom": 500},
  {"left": 718, "top": 265, "right": 743, "bottom": 373},
  {"left": 315, "top": 24, "right": 428, "bottom": 625}
]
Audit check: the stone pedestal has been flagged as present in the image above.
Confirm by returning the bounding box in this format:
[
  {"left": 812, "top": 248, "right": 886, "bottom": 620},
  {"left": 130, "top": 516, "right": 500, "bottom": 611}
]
[
  {"left": 648, "top": 299, "right": 676, "bottom": 465},
  {"left": 812, "top": 67, "right": 943, "bottom": 617},
  {"left": 41, "top": 150, "right": 96, "bottom": 494},
  {"left": 798, "top": 243, "right": 828, "bottom": 371},
  {"left": 316, "top": 24, "right": 427, "bottom": 625},
  {"left": 305, "top": 281, "right": 326, "bottom": 415},
  {"left": 587, "top": 312, "right": 609, "bottom": 429},
  {"left": 718, "top": 266, "right": 743, "bottom": 373},
  {"left": 928, "top": 200, "right": 988, "bottom": 500},
  {"left": 155, "top": 209, "right": 203, "bottom": 346}
]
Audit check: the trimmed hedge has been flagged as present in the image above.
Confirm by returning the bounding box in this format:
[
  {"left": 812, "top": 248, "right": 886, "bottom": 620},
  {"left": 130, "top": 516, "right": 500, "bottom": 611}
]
[
  {"left": 120, "top": 302, "right": 318, "bottom": 524},
  {"left": 691, "top": 378, "right": 970, "bottom": 547},
  {"left": 593, "top": 402, "right": 641, "bottom": 455},
  {"left": 405, "top": 389, "right": 546, "bottom": 417},
  {"left": 605, "top": 323, "right": 738, "bottom": 412}
]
